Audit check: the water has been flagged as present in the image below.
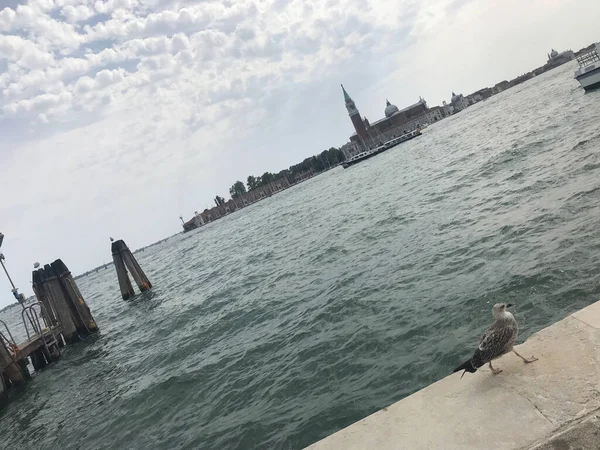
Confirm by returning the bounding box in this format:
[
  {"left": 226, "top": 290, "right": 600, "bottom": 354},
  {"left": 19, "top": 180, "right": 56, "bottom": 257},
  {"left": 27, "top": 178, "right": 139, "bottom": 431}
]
[{"left": 1, "top": 62, "right": 600, "bottom": 449}]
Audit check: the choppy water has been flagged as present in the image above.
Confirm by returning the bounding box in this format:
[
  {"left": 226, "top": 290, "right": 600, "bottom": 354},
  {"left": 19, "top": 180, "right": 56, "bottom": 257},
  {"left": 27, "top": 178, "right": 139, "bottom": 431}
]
[{"left": 2, "top": 62, "right": 600, "bottom": 449}]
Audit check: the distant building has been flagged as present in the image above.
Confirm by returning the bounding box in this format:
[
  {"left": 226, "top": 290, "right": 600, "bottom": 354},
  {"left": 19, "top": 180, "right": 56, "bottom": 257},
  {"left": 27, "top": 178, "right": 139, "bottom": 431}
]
[
  {"left": 442, "top": 101, "right": 451, "bottom": 116},
  {"left": 193, "top": 211, "right": 204, "bottom": 228},
  {"left": 341, "top": 85, "right": 445, "bottom": 148},
  {"left": 360, "top": 97, "right": 429, "bottom": 140},
  {"left": 340, "top": 141, "right": 360, "bottom": 160},
  {"left": 182, "top": 219, "right": 197, "bottom": 232},
  {"left": 465, "top": 87, "right": 493, "bottom": 105},
  {"left": 518, "top": 48, "right": 578, "bottom": 81},
  {"left": 182, "top": 176, "right": 291, "bottom": 231},
  {"left": 400, "top": 104, "right": 445, "bottom": 130},
  {"left": 510, "top": 72, "right": 534, "bottom": 87},
  {"left": 575, "top": 43, "right": 596, "bottom": 58},
  {"left": 450, "top": 91, "right": 469, "bottom": 112},
  {"left": 492, "top": 80, "right": 510, "bottom": 95},
  {"left": 292, "top": 169, "right": 316, "bottom": 184},
  {"left": 547, "top": 48, "right": 575, "bottom": 66}
]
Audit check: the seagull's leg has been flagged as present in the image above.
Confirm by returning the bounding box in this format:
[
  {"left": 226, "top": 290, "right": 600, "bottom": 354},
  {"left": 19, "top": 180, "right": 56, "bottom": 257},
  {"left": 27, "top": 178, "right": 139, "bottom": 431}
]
[
  {"left": 513, "top": 349, "right": 538, "bottom": 364},
  {"left": 488, "top": 361, "right": 502, "bottom": 375}
]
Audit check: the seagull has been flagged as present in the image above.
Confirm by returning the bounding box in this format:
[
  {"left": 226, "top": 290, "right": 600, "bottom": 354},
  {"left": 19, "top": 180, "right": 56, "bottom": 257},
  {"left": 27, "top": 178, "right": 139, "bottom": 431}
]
[{"left": 453, "top": 303, "right": 538, "bottom": 377}]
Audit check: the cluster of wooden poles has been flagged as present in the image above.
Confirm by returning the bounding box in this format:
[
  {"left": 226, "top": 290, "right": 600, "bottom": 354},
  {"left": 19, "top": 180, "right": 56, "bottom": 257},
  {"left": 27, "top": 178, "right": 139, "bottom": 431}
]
[
  {"left": 111, "top": 239, "right": 152, "bottom": 300},
  {"left": 0, "top": 239, "right": 152, "bottom": 400}
]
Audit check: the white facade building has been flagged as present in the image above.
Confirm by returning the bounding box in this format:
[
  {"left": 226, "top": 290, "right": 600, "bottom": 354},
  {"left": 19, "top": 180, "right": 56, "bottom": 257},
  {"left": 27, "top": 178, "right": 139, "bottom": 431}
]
[{"left": 450, "top": 92, "right": 469, "bottom": 112}]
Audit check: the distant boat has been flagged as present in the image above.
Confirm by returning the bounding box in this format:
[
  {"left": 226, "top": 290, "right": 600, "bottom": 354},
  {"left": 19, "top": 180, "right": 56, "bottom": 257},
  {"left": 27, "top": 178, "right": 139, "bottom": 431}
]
[
  {"left": 342, "top": 130, "right": 421, "bottom": 168},
  {"left": 341, "top": 150, "right": 379, "bottom": 168},
  {"left": 574, "top": 43, "right": 600, "bottom": 91}
]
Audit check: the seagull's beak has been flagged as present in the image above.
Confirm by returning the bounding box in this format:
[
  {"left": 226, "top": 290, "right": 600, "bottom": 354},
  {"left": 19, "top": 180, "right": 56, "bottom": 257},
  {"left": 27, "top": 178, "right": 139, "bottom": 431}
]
[{"left": 506, "top": 303, "right": 514, "bottom": 308}]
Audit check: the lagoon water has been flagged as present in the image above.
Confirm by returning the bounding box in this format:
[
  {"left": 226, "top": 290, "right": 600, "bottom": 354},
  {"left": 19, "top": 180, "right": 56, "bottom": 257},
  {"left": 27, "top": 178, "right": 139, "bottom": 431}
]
[{"left": 1, "top": 62, "right": 600, "bottom": 449}]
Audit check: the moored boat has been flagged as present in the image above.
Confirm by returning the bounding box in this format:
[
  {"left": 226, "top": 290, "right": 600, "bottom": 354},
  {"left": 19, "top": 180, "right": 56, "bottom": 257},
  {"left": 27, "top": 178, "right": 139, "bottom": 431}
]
[
  {"left": 574, "top": 43, "right": 600, "bottom": 91},
  {"left": 342, "top": 129, "right": 422, "bottom": 168}
]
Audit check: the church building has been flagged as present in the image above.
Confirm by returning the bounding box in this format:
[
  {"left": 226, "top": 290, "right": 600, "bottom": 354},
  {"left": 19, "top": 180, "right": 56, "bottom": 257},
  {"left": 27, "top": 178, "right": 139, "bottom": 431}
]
[{"left": 341, "top": 85, "right": 444, "bottom": 150}]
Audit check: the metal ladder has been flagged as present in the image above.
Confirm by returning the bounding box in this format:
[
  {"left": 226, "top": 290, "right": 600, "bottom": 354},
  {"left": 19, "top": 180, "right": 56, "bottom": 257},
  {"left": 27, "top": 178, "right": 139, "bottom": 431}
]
[{"left": 21, "top": 302, "right": 61, "bottom": 365}]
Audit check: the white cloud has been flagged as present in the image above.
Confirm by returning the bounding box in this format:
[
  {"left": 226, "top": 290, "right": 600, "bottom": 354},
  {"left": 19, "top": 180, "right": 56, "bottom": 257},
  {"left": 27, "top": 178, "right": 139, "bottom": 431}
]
[
  {"left": 3, "top": 90, "right": 73, "bottom": 115},
  {"left": 1, "top": 0, "right": 600, "bottom": 304},
  {"left": 93, "top": 0, "right": 140, "bottom": 15},
  {"left": 74, "top": 74, "right": 94, "bottom": 93},
  {"left": 1, "top": 5, "right": 32, "bottom": 30},
  {"left": 0, "top": 35, "right": 54, "bottom": 69},
  {"left": 0, "top": 8, "right": 17, "bottom": 31},
  {"left": 82, "top": 2, "right": 261, "bottom": 42},
  {"left": 0, "top": 4, "right": 84, "bottom": 54},
  {"left": 171, "top": 32, "right": 190, "bottom": 52},
  {"left": 61, "top": 4, "right": 96, "bottom": 22},
  {"left": 93, "top": 67, "right": 125, "bottom": 88}
]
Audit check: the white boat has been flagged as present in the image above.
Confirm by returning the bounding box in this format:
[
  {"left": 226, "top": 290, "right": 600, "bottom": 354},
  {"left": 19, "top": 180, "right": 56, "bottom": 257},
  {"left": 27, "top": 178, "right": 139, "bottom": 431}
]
[
  {"left": 574, "top": 43, "right": 600, "bottom": 91},
  {"left": 342, "top": 130, "right": 422, "bottom": 168}
]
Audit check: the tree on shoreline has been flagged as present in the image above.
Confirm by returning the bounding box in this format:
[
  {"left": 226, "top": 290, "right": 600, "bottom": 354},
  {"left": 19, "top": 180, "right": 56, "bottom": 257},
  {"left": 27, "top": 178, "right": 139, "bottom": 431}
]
[
  {"left": 247, "top": 175, "right": 258, "bottom": 191},
  {"left": 229, "top": 181, "right": 247, "bottom": 198},
  {"left": 260, "top": 172, "right": 274, "bottom": 186},
  {"left": 213, "top": 147, "right": 346, "bottom": 206},
  {"left": 214, "top": 195, "right": 226, "bottom": 206}
]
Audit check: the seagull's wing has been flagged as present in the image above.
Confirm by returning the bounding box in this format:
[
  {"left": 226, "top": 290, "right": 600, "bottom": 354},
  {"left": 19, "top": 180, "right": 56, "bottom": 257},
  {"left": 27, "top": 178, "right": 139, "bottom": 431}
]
[{"left": 470, "top": 321, "right": 517, "bottom": 368}]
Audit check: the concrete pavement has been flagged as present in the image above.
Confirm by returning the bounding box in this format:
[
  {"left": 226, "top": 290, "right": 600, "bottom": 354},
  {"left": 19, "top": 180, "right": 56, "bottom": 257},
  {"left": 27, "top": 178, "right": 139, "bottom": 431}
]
[{"left": 307, "top": 301, "right": 600, "bottom": 450}]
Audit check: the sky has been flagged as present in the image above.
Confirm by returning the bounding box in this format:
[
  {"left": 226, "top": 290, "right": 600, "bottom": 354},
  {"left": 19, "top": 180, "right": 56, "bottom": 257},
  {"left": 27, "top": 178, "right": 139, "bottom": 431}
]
[{"left": 1, "top": 0, "right": 599, "bottom": 304}]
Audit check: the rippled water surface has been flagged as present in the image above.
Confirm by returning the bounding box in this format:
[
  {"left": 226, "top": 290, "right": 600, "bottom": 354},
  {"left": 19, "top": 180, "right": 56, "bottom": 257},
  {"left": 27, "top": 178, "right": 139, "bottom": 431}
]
[{"left": 2, "top": 63, "right": 600, "bottom": 449}]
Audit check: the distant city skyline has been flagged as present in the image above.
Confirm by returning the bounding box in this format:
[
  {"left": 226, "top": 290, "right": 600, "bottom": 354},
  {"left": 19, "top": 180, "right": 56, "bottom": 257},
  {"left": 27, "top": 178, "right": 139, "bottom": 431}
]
[{"left": 1, "top": 0, "right": 599, "bottom": 305}]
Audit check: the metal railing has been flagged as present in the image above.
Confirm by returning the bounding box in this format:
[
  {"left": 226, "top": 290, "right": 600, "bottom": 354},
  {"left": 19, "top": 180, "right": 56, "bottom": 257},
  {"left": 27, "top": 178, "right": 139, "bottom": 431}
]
[
  {"left": 0, "top": 319, "right": 16, "bottom": 350},
  {"left": 576, "top": 49, "right": 600, "bottom": 68},
  {"left": 21, "top": 302, "right": 60, "bottom": 362}
]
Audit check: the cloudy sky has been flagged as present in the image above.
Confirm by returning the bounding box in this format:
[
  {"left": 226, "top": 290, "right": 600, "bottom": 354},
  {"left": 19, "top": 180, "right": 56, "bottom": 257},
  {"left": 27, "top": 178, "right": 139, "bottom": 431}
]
[{"left": 1, "top": 0, "right": 599, "bottom": 303}]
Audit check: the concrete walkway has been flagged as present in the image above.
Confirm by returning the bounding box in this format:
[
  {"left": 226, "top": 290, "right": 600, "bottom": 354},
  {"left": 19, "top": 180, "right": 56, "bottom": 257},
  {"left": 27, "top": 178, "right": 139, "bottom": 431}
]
[{"left": 307, "top": 301, "right": 600, "bottom": 450}]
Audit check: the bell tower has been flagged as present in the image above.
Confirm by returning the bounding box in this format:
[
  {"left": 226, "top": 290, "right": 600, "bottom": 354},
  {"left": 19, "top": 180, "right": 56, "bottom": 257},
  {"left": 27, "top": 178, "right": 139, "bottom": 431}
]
[{"left": 342, "top": 84, "right": 369, "bottom": 141}]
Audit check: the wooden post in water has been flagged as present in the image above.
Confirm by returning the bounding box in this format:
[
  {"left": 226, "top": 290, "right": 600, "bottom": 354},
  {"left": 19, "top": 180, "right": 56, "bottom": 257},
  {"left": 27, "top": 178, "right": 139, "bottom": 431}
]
[
  {"left": 30, "top": 348, "right": 48, "bottom": 371},
  {"left": 111, "top": 239, "right": 151, "bottom": 299},
  {"left": 43, "top": 264, "right": 80, "bottom": 344},
  {"left": 112, "top": 241, "right": 135, "bottom": 300},
  {"left": 0, "top": 340, "right": 24, "bottom": 387},
  {"left": 122, "top": 249, "right": 152, "bottom": 292},
  {"left": 52, "top": 259, "right": 99, "bottom": 335},
  {"left": 32, "top": 268, "right": 58, "bottom": 326},
  {"left": 17, "top": 359, "right": 31, "bottom": 380}
]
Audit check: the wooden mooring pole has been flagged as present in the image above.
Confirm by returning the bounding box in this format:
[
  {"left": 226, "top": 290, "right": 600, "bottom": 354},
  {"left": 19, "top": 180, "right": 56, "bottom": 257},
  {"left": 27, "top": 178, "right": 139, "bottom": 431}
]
[
  {"left": 42, "top": 264, "right": 80, "bottom": 344},
  {"left": 52, "top": 259, "right": 99, "bottom": 335},
  {"left": 1, "top": 257, "right": 101, "bottom": 405},
  {"left": 36, "top": 261, "right": 100, "bottom": 343},
  {"left": 111, "top": 239, "right": 152, "bottom": 300},
  {"left": 32, "top": 268, "right": 58, "bottom": 327},
  {"left": 0, "top": 340, "right": 25, "bottom": 389},
  {"left": 112, "top": 242, "right": 134, "bottom": 300}
]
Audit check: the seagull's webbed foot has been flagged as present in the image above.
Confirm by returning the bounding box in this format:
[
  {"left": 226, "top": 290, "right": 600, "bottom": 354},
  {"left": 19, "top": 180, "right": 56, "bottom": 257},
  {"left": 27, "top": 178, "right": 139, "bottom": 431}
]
[
  {"left": 488, "top": 361, "right": 502, "bottom": 375},
  {"left": 513, "top": 349, "right": 538, "bottom": 364}
]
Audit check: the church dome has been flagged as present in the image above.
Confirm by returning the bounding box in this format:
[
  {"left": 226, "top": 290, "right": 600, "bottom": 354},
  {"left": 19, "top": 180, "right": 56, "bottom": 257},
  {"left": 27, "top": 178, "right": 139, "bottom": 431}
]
[
  {"left": 550, "top": 48, "right": 558, "bottom": 58},
  {"left": 384, "top": 99, "right": 399, "bottom": 117},
  {"left": 451, "top": 92, "right": 460, "bottom": 102}
]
